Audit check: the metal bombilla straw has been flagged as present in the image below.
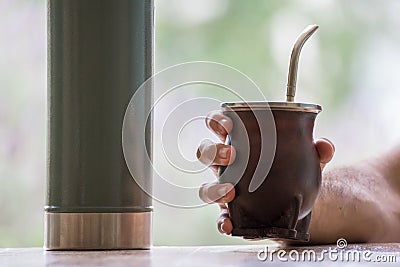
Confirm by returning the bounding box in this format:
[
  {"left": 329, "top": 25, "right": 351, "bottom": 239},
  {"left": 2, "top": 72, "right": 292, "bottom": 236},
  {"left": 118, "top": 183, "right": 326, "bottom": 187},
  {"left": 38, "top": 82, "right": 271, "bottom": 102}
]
[{"left": 286, "top": 25, "right": 319, "bottom": 102}]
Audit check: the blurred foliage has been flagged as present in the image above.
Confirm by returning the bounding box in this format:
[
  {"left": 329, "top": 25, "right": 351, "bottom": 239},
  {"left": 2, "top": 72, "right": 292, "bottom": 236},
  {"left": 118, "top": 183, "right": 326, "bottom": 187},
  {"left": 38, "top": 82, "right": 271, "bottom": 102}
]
[{"left": 156, "top": 0, "right": 362, "bottom": 107}]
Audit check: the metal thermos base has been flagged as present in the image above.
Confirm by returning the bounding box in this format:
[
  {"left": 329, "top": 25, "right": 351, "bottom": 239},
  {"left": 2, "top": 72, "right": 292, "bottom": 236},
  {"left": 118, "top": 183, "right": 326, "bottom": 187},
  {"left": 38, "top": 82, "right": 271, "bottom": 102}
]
[{"left": 44, "top": 212, "right": 152, "bottom": 250}]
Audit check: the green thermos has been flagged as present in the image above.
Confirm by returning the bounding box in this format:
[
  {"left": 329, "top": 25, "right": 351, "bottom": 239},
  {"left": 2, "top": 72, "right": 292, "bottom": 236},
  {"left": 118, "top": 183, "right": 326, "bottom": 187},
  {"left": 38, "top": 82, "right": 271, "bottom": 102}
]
[{"left": 45, "top": 0, "right": 154, "bottom": 250}]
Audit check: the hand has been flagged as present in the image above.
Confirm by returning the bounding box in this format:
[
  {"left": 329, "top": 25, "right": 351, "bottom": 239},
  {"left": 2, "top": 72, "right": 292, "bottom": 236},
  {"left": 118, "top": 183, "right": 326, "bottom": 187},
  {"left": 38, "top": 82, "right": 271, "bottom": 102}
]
[{"left": 196, "top": 111, "right": 335, "bottom": 235}]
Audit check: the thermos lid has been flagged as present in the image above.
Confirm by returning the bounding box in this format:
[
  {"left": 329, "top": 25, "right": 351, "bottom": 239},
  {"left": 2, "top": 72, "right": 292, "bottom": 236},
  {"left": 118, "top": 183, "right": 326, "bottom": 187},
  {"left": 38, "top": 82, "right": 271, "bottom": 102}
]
[{"left": 221, "top": 101, "right": 321, "bottom": 113}]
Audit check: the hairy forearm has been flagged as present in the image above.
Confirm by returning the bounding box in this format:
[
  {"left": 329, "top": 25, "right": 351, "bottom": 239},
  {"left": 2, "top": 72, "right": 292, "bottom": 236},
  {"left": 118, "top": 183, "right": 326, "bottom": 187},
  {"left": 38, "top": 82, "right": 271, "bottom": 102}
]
[{"left": 308, "top": 154, "right": 400, "bottom": 244}]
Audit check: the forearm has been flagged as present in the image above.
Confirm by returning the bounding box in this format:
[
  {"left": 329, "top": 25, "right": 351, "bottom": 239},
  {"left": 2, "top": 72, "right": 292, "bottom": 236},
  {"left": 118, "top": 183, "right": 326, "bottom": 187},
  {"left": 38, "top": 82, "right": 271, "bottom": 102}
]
[{"left": 309, "top": 156, "right": 400, "bottom": 244}]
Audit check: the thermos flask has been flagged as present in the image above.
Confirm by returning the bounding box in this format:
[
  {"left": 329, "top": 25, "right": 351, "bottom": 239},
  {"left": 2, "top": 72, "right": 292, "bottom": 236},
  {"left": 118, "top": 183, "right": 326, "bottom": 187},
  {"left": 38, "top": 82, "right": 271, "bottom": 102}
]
[{"left": 45, "top": 0, "right": 154, "bottom": 250}]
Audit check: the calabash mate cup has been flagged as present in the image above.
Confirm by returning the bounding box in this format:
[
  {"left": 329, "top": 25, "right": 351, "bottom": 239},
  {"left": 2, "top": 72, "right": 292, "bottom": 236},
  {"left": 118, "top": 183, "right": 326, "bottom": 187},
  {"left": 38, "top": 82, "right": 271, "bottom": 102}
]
[
  {"left": 219, "top": 102, "right": 321, "bottom": 241},
  {"left": 218, "top": 25, "right": 322, "bottom": 241}
]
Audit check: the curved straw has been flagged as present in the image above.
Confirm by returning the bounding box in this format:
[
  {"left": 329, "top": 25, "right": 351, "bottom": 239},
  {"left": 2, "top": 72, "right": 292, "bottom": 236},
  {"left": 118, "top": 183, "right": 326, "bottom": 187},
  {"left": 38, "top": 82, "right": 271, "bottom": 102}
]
[{"left": 286, "top": 25, "right": 319, "bottom": 102}]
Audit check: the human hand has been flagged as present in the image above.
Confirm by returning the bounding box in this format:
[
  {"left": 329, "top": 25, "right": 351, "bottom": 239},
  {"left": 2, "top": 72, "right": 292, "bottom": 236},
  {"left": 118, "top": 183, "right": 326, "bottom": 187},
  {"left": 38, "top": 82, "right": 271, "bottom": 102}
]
[{"left": 196, "top": 111, "right": 335, "bottom": 235}]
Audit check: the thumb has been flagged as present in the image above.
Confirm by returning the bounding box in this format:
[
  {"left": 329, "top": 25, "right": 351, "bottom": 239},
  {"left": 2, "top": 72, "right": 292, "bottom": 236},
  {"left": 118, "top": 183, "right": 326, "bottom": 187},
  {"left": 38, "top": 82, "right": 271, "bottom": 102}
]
[{"left": 314, "top": 138, "right": 335, "bottom": 170}]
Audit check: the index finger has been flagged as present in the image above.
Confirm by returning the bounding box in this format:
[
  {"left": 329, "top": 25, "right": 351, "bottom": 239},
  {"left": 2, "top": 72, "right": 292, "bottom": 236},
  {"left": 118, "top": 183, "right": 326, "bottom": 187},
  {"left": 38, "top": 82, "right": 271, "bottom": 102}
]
[{"left": 206, "top": 111, "right": 233, "bottom": 142}]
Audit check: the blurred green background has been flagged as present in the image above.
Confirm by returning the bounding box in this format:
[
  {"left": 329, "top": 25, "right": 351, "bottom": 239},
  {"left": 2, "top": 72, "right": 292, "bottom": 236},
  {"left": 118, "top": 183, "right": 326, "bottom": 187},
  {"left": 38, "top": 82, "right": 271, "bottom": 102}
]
[{"left": 1, "top": 0, "right": 400, "bottom": 247}]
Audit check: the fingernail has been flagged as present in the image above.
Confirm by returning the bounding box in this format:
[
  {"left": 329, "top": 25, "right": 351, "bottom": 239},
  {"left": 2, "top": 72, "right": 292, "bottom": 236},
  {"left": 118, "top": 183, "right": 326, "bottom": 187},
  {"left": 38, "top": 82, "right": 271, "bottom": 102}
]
[
  {"left": 217, "top": 186, "right": 227, "bottom": 197},
  {"left": 219, "top": 222, "right": 225, "bottom": 233},
  {"left": 321, "top": 137, "right": 335, "bottom": 152},
  {"left": 220, "top": 118, "right": 228, "bottom": 128},
  {"left": 218, "top": 147, "right": 229, "bottom": 159},
  {"left": 216, "top": 124, "right": 225, "bottom": 136},
  {"left": 221, "top": 222, "right": 226, "bottom": 233}
]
